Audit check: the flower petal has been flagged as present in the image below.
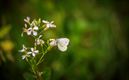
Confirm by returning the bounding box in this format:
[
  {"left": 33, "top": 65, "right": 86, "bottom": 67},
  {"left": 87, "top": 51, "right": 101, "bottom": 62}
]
[
  {"left": 32, "top": 53, "right": 36, "bottom": 57},
  {"left": 33, "top": 31, "right": 37, "bottom": 36},
  {"left": 27, "top": 28, "right": 32, "bottom": 35},
  {"left": 34, "top": 50, "right": 39, "bottom": 53},
  {"left": 22, "top": 55, "right": 26, "bottom": 59},
  {"left": 24, "top": 17, "right": 30, "bottom": 23},
  {"left": 19, "top": 45, "right": 27, "bottom": 52},
  {"left": 51, "top": 24, "right": 56, "bottom": 28},
  {"left": 26, "top": 17, "right": 30, "bottom": 21},
  {"left": 19, "top": 49, "right": 24, "bottom": 52},
  {"left": 50, "top": 21, "right": 54, "bottom": 23},
  {"left": 24, "top": 24, "right": 27, "bottom": 28},
  {"left": 42, "top": 20, "right": 49, "bottom": 23},
  {"left": 27, "top": 31, "right": 31, "bottom": 35},
  {"left": 57, "top": 44, "right": 67, "bottom": 52},
  {"left": 27, "top": 52, "right": 32, "bottom": 54},
  {"left": 38, "top": 35, "right": 42, "bottom": 38},
  {"left": 36, "top": 39, "right": 40, "bottom": 45},
  {"left": 33, "top": 26, "right": 38, "bottom": 30},
  {"left": 31, "top": 48, "right": 34, "bottom": 51},
  {"left": 23, "top": 45, "right": 27, "bottom": 49}
]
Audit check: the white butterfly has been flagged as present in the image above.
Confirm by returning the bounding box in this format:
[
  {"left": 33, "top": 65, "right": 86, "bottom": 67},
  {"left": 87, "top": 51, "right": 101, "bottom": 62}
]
[
  {"left": 50, "top": 38, "right": 69, "bottom": 52},
  {"left": 56, "top": 38, "right": 69, "bottom": 52}
]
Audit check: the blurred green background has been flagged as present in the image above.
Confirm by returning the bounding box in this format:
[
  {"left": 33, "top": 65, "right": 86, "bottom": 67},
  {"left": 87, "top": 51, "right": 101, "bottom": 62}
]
[{"left": 0, "top": 0, "right": 129, "bottom": 80}]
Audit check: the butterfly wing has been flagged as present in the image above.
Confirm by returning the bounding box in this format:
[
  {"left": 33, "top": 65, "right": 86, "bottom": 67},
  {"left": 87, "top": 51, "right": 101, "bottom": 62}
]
[
  {"left": 57, "top": 38, "right": 69, "bottom": 46},
  {"left": 57, "top": 43, "right": 68, "bottom": 52},
  {"left": 57, "top": 38, "right": 69, "bottom": 52}
]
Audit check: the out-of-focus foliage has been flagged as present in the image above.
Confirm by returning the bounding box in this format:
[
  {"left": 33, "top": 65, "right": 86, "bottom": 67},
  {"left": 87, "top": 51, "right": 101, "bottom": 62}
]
[
  {"left": 0, "top": 25, "right": 14, "bottom": 63},
  {"left": 0, "top": 25, "right": 11, "bottom": 38},
  {"left": 0, "top": 0, "right": 129, "bottom": 80}
]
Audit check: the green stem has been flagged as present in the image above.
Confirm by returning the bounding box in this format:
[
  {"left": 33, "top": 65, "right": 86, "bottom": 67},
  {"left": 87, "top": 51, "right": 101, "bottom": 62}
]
[
  {"left": 36, "top": 51, "right": 45, "bottom": 66},
  {"left": 26, "top": 58, "right": 35, "bottom": 74},
  {"left": 29, "top": 59, "right": 42, "bottom": 80},
  {"left": 32, "top": 65, "right": 36, "bottom": 74},
  {"left": 38, "top": 30, "right": 44, "bottom": 36},
  {"left": 36, "top": 46, "right": 51, "bottom": 66}
]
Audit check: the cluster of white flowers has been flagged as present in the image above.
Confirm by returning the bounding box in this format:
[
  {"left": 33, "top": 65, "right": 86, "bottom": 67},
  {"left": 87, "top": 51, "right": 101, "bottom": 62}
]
[{"left": 19, "top": 17, "right": 70, "bottom": 60}]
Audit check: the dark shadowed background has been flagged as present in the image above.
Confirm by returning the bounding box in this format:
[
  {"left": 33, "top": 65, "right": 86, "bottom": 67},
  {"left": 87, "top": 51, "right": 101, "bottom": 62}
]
[{"left": 0, "top": 0, "right": 129, "bottom": 80}]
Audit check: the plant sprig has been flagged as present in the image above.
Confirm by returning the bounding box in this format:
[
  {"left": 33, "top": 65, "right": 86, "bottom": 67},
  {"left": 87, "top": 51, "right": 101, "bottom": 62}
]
[{"left": 19, "top": 17, "right": 70, "bottom": 80}]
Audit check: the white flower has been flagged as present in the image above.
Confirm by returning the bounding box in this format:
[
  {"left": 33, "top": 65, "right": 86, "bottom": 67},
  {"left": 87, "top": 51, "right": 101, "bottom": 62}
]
[
  {"left": 49, "top": 39, "right": 57, "bottom": 46},
  {"left": 19, "top": 44, "right": 27, "bottom": 52},
  {"left": 24, "top": 17, "right": 30, "bottom": 23},
  {"left": 49, "top": 38, "right": 70, "bottom": 52},
  {"left": 26, "top": 26, "right": 38, "bottom": 36},
  {"left": 19, "top": 45, "right": 30, "bottom": 59},
  {"left": 42, "top": 20, "right": 56, "bottom": 30},
  {"left": 27, "top": 48, "right": 39, "bottom": 57},
  {"left": 35, "top": 35, "right": 44, "bottom": 46},
  {"left": 22, "top": 54, "right": 30, "bottom": 60}
]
